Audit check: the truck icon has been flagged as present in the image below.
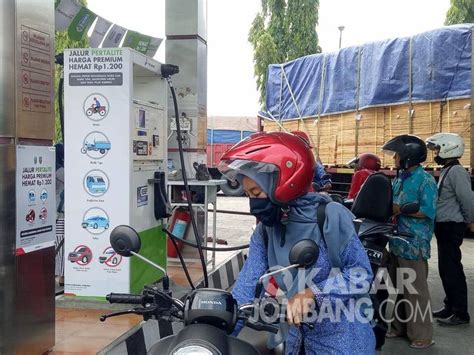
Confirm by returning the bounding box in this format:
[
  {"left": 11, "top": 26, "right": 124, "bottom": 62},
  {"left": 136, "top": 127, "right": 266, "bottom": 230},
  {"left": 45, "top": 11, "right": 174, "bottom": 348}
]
[
  {"left": 81, "top": 140, "right": 111, "bottom": 155},
  {"left": 86, "top": 175, "right": 107, "bottom": 194}
]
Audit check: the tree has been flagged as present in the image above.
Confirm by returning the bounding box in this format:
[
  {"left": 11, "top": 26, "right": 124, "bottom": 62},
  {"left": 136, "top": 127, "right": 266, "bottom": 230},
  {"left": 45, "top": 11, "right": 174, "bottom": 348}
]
[
  {"left": 249, "top": 0, "right": 321, "bottom": 106},
  {"left": 445, "top": 0, "right": 474, "bottom": 25},
  {"left": 54, "top": 0, "right": 89, "bottom": 142}
]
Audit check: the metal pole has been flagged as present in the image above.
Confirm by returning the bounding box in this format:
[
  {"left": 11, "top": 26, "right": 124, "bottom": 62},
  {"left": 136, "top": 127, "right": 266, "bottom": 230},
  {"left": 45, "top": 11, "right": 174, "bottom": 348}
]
[
  {"left": 338, "top": 26, "right": 345, "bottom": 49},
  {"left": 130, "top": 251, "right": 167, "bottom": 275}
]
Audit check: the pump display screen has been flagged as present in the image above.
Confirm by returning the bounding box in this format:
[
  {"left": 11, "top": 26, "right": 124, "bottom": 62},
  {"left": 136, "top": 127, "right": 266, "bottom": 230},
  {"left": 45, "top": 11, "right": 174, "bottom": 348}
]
[{"left": 138, "top": 109, "right": 146, "bottom": 128}]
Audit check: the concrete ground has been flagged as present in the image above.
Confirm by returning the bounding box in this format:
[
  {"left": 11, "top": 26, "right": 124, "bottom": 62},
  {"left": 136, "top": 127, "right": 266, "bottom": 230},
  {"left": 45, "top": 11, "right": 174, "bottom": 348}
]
[{"left": 213, "top": 194, "right": 474, "bottom": 355}]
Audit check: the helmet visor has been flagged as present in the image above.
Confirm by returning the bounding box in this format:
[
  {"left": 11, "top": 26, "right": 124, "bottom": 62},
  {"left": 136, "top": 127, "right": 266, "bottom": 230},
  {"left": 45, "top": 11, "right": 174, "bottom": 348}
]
[
  {"left": 381, "top": 149, "right": 397, "bottom": 157},
  {"left": 218, "top": 159, "right": 278, "bottom": 180},
  {"left": 217, "top": 159, "right": 279, "bottom": 197},
  {"left": 425, "top": 141, "right": 440, "bottom": 152},
  {"left": 346, "top": 157, "right": 358, "bottom": 168}
]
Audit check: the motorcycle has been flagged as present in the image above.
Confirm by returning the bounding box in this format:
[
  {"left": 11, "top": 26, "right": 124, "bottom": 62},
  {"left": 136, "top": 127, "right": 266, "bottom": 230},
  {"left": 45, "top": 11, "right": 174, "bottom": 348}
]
[{"left": 100, "top": 226, "right": 319, "bottom": 355}]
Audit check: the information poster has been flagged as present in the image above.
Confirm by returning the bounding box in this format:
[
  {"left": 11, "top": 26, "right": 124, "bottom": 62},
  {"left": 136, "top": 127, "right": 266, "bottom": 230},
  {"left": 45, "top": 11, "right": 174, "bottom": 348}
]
[
  {"left": 64, "top": 48, "right": 131, "bottom": 297},
  {"left": 16, "top": 146, "right": 56, "bottom": 255}
]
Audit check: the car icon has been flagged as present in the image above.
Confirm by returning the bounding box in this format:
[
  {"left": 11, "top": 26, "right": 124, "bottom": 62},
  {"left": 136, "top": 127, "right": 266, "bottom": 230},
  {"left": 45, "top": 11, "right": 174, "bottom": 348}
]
[
  {"left": 26, "top": 209, "right": 35, "bottom": 224},
  {"left": 40, "top": 190, "right": 48, "bottom": 201},
  {"left": 99, "top": 250, "right": 119, "bottom": 265},
  {"left": 39, "top": 207, "right": 47, "bottom": 221},
  {"left": 82, "top": 215, "right": 109, "bottom": 229},
  {"left": 68, "top": 246, "right": 92, "bottom": 264}
]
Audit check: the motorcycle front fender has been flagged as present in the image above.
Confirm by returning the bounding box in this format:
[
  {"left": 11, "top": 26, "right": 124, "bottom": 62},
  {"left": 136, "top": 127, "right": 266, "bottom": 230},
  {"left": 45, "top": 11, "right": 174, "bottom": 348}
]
[{"left": 147, "top": 323, "right": 259, "bottom": 355}]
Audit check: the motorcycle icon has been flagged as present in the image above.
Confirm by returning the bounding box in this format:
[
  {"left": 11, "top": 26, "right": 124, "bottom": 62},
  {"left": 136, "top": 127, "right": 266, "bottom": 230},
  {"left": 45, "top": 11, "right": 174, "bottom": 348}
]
[{"left": 86, "top": 104, "right": 107, "bottom": 117}]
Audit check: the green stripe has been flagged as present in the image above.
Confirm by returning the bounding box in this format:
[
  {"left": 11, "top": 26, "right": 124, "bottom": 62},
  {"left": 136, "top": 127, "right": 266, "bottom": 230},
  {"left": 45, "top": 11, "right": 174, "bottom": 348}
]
[{"left": 130, "top": 227, "right": 167, "bottom": 293}]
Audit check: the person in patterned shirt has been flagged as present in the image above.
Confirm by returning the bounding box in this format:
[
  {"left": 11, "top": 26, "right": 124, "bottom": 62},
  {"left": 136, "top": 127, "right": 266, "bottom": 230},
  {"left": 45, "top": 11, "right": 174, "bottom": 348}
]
[{"left": 382, "top": 135, "right": 437, "bottom": 350}]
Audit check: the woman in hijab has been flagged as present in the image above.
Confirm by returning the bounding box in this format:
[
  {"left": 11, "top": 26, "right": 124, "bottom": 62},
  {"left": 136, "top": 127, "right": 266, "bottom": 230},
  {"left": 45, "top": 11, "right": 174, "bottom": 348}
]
[{"left": 218, "top": 131, "right": 375, "bottom": 354}]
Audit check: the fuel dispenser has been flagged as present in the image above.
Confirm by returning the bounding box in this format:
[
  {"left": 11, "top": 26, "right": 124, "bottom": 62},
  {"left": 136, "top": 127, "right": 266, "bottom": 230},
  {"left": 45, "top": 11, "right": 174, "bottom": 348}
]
[{"left": 64, "top": 48, "right": 169, "bottom": 297}]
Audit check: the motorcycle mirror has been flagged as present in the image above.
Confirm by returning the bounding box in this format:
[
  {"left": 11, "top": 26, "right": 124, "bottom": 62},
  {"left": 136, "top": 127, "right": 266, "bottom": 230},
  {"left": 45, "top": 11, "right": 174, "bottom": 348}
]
[
  {"left": 400, "top": 202, "right": 420, "bottom": 215},
  {"left": 289, "top": 239, "right": 319, "bottom": 268},
  {"left": 110, "top": 225, "right": 141, "bottom": 257}
]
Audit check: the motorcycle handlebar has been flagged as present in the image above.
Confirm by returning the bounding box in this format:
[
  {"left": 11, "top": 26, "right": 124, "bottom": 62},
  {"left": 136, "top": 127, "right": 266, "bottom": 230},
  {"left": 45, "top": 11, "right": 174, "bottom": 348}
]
[{"left": 106, "top": 293, "right": 144, "bottom": 304}]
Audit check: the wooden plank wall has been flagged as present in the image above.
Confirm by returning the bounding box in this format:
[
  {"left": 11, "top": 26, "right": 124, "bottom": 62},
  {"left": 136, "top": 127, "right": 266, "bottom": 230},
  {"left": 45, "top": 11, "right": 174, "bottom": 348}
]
[{"left": 263, "top": 98, "right": 471, "bottom": 168}]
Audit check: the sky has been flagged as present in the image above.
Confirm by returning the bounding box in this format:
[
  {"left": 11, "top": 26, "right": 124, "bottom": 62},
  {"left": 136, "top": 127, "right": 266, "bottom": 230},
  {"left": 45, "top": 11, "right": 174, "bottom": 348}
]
[{"left": 87, "top": 0, "right": 451, "bottom": 117}]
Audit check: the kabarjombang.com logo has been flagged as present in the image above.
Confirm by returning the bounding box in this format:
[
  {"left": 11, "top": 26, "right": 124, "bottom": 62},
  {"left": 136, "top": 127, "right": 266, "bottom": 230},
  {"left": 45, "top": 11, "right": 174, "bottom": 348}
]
[{"left": 249, "top": 266, "right": 433, "bottom": 324}]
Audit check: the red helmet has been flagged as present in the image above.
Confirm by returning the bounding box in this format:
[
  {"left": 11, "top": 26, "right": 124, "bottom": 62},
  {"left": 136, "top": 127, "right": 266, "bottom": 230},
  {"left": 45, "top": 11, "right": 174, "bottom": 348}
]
[
  {"left": 218, "top": 132, "right": 315, "bottom": 204},
  {"left": 357, "top": 153, "right": 381, "bottom": 171}
]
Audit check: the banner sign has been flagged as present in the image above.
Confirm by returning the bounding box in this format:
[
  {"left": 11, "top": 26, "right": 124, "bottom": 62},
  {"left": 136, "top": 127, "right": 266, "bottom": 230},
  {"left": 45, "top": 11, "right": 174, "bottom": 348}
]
[
  {"left": 102, "top": 24, "right": 127, "bottom": 48},
  {"left": 55, "top": 0, "right": 163, "bottom": 57},
  {"left": 89, "top": 16, "right": 112, "bottom": 48},
  {"left": 145, "top": 37, "right": 163, "bottom": 58},
  {"left": 55, "top": 0, "right": 82, "bottom": 32},
  {"left": 123, "top": 30, "right": 151, "bottom": 54},
  {"left": 16, "top": 146, "right": 56, "bottom": 255},
  {"left": 68, "top": 6, "right": 97, "bottom": 41},
  {"left": 64, "top": 48, "right": 131, "bottom": 297}
]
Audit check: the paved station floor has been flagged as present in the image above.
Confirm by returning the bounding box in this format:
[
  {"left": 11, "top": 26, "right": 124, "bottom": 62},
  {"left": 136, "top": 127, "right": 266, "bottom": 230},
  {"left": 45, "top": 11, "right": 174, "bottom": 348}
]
[
  {"left": 53, "top": 308, "right": 141, "bottom": 354},
  {"left": 52, "top": 195, "right": 474, "bottom": 354}
]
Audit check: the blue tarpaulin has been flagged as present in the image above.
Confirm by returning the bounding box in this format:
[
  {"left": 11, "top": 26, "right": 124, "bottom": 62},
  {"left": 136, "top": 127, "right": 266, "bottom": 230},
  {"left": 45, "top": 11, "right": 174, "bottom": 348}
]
[
  {"left": 321, "top": 48, "right": 359, "bottom": 114},
  {"left": 359, "top": 37, "right": 410, "bottom": 109},
  {"left": 207, "top": 129, "right": 254, "bottom": 144},
  {"left": 265, "top": 24, "right": 472, "bottom": 120}
]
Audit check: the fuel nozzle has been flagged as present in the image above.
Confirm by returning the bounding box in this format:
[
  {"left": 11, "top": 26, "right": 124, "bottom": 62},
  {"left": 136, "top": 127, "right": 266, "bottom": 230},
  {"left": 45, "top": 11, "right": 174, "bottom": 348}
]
[
  {"left": 161, "top": 64, "right": 179, "bottom": 78},
  {"left": 162, "top": 275, "right": 170, "bottom": 293}
]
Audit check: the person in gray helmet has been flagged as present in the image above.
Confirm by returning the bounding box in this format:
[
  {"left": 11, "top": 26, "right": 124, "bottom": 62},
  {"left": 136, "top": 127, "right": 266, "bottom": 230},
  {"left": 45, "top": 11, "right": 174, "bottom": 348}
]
[{"left": 426, "top": 133, "right": 473, "bottom": 326}]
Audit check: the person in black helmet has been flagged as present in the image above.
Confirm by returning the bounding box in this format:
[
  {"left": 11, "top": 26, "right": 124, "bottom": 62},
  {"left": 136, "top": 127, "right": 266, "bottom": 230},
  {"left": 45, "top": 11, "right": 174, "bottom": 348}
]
[{"left": 381, "top": 134, "right": 437, "bottom": 349}]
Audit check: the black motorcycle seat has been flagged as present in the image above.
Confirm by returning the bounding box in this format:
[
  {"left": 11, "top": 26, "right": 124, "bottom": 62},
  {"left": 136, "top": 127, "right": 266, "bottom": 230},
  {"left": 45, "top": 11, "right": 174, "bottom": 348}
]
[{"left": 351, "top": 172, "right": 392, "bottom": 222}]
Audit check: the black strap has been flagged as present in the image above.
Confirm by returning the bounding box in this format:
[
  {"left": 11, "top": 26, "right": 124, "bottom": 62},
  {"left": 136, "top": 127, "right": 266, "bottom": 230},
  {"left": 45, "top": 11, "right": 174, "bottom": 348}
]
[
  {"left": 438, "top": 161, "right": 460, "bottom": 197},
  {"left": 262, "top": 223, "right": 269, "bottom": 247},
  {"left": 261, "top": 202, "right": 327, "bottom": 248},
  {"left": 316, "top": 202, "right": 327, "bottom": 237}
]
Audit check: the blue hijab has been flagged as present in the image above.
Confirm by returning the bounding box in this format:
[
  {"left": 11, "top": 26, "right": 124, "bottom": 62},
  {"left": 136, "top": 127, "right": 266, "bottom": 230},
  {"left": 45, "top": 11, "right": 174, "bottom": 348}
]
[{"left": 236, "top": 171, "right": 356, "bottom": 347}]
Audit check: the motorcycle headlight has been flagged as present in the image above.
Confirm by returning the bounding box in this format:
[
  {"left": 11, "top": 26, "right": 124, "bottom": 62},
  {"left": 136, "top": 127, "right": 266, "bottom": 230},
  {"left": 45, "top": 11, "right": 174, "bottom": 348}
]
[{"left": 172, "top": 345, "right": 214, "bottom": 355}]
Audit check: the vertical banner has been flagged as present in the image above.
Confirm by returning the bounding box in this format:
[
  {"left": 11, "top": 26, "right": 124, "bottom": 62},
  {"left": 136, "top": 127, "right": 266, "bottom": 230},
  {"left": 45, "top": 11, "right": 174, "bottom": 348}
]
[
  {"left": 64, "top": 48, "right": 131, "bottom": 297},
  {"left": 68, "top": 6, "right": 97, "bottom": 41},
  {"left": 101, "top": 24, "right": 127, "bottom": 48},
  {"left": 16, "top": 146, "right": 56, "bottom": 255},
  {"left": 89, "top": 16, "right": 112, "bottom": 48},
  {"left": 55, "top": 0, "right": 82, "bottom": 32},
  {"left": 145, "top": 37, "right": 163, "bottom": 58}
]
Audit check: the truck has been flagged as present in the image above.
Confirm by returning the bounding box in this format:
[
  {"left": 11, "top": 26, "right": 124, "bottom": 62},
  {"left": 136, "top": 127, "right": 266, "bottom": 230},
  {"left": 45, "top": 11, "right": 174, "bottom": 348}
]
[
  {"left": 260, "top": 24, "right": 474, "bottom": 195},
  {"left": 207, "top": 116, "right": 257, "bottom": 195}
]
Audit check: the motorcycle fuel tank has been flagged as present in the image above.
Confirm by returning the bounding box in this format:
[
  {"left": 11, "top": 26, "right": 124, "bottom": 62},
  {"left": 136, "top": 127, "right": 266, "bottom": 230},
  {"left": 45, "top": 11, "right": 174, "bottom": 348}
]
[{"left": 184, "top": 288, "right": 238, "bottom": 334}]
